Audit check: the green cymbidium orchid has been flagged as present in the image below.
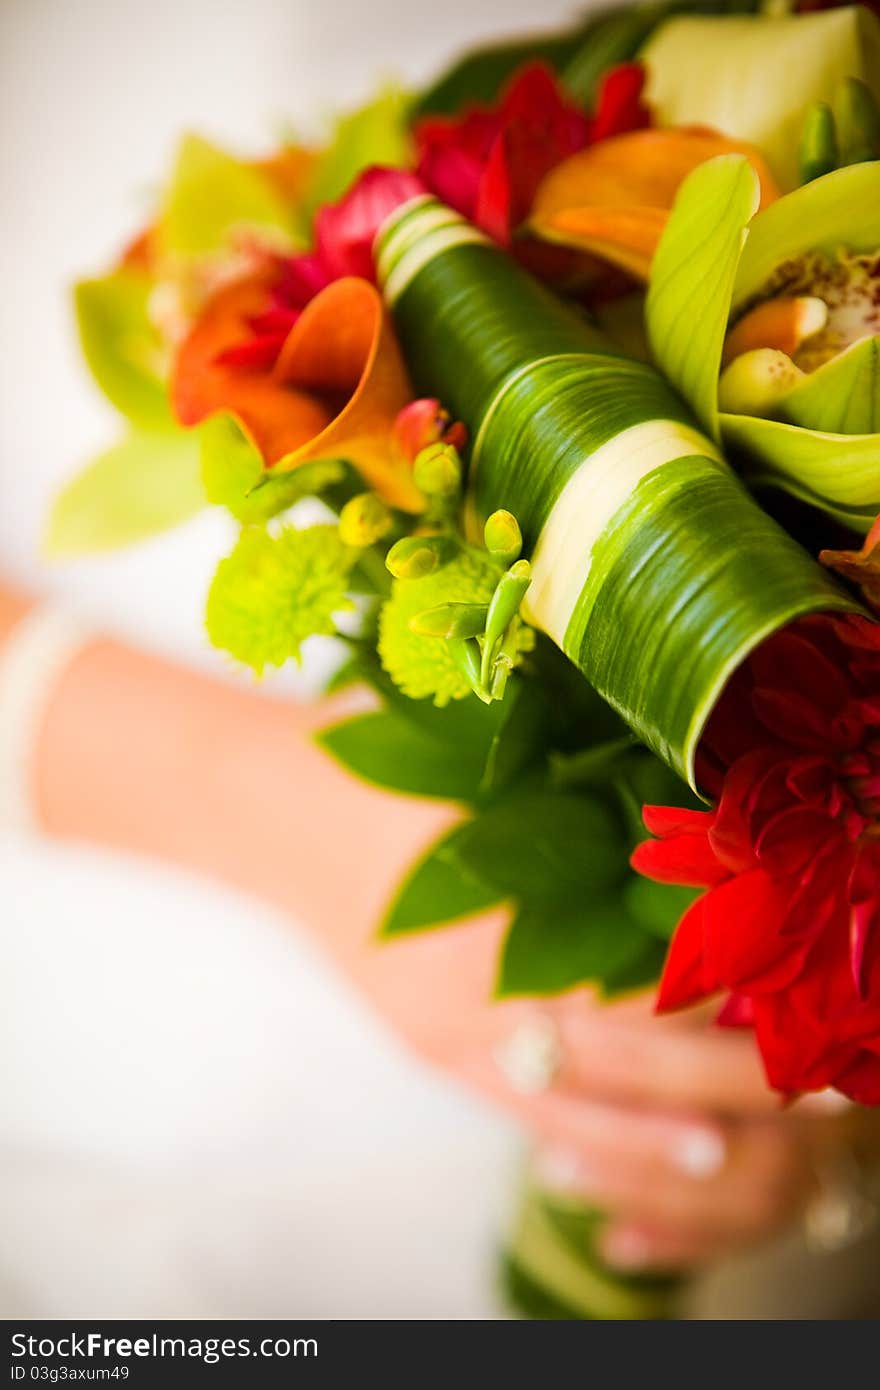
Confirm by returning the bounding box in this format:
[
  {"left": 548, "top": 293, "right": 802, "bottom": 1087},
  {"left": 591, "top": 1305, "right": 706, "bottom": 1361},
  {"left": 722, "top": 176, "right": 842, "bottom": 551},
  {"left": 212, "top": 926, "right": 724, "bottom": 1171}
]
[{"left": 647, "top": 156, "right": 880, "bottom": 531}]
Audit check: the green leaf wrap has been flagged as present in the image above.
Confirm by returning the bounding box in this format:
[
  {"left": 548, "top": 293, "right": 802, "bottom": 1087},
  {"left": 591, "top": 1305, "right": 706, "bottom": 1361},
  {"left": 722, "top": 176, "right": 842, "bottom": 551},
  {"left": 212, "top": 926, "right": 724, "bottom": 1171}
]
[{"left": 376, "top": 197, "right": 856, "bottom": 788}]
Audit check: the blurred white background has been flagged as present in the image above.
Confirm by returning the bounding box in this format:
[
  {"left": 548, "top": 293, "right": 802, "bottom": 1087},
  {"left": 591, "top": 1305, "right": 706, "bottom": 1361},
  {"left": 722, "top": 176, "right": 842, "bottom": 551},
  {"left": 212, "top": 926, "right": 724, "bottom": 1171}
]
[{"left": 0, "top": 0, "right": 596, "bottom": 1318}]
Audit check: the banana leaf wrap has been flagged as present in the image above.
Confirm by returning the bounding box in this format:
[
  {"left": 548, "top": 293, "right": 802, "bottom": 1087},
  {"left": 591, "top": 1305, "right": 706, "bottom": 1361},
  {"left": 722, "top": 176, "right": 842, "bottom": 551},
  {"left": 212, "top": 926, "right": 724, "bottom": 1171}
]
[{"left": 376, "top": 196, "right": 857, "bottom": 788}]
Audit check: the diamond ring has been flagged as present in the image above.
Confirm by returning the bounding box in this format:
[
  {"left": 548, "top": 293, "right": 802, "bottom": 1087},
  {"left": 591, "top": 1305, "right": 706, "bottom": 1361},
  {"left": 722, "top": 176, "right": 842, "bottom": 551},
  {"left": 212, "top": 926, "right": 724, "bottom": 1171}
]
[{"left": 493, "top": 1015, "right": 562, "bottom": 1095}]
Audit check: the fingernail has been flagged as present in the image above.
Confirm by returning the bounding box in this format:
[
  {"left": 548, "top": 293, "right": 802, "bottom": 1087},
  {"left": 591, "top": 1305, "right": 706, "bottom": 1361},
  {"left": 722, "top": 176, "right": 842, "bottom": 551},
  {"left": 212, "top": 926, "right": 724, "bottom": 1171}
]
[
  {"left": 601, "top": 1226, "right": 653, "bottom": 1270},
  {"left": 534, "top": 1146, "right": 583, "bottom": 1192},
  {"left": 798, "top": 1088, "right": 852, "bottom": 1116},
  {"left": 669, "top": 1128, "right": 726, "bottom": 1179}
]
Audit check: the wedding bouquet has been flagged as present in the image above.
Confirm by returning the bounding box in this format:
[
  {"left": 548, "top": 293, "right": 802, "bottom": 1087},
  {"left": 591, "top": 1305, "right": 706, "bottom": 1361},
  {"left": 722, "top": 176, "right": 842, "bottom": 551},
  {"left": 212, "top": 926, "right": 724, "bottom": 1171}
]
[{"left": 55, "top": 0, "right": 880, "bottom": 1317}]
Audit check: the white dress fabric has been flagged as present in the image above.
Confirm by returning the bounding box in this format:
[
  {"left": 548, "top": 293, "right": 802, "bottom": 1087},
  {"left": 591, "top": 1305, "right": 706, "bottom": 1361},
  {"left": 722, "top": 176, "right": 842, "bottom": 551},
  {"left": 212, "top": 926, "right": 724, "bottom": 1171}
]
[{"left": 0, "top": 0, "right": 557, "bottom": 1320}]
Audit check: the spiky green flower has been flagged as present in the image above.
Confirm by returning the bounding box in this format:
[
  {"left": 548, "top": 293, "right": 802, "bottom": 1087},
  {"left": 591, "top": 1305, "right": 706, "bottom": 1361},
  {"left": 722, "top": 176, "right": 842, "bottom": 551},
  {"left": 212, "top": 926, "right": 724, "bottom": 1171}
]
[
  {"left": 206, "top": 524, "right": 354, "bottom": 674},
  {"left": 379, "top": 546, "right": 533, "bottom": 705}
]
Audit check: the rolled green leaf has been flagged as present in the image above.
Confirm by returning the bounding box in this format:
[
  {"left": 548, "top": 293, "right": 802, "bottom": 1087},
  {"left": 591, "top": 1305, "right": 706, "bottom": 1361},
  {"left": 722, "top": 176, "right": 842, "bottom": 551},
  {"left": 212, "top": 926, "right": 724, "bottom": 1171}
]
[{"left": 376, "top": 197, "right": 855, "bottom": 788}]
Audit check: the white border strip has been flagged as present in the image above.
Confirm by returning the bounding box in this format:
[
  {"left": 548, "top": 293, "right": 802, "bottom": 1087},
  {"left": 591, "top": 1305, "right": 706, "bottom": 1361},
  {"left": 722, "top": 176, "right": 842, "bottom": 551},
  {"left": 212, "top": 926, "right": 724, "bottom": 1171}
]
[{"left": 523, "top": 420, "right": 722, "bottom": 645}]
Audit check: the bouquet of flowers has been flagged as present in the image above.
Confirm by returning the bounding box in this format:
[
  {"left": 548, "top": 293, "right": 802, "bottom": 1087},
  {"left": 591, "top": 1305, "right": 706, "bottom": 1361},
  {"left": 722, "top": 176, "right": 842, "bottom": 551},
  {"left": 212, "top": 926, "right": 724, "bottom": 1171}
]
[{"left": 54, "top": 0, "right": 880, "bottom": 1318}]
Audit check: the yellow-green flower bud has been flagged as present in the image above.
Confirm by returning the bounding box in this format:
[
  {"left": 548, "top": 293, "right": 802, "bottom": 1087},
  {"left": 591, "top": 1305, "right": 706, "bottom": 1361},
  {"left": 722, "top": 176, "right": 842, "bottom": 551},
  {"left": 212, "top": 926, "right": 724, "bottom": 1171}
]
[
  {"left": 836, "top": 77, "right": 880, "bottom": 166},
  {"left": 413, "top": 442, "right": 462, "bottom": 499},
  {"left": 338, "top": 493, "right": 393, "bottom": 548},
  {"left": 483, "top": 509, "right": 522, "bottom": 564},
  {"left": 386, "top": 534, "right": 449, "bottom": 580},
  {"left": 799, "top": 102, "right": 839, "bottom": 184},
  {"left": 408, "top": 602, "right": 489, "bottom": 639}
]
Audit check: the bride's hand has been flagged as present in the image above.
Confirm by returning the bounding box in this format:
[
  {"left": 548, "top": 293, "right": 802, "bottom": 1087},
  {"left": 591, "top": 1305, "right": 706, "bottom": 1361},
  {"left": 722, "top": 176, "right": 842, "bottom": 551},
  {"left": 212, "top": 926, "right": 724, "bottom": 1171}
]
[{"left": 357, "top": 909, "right": 858, "bottom": 1273}]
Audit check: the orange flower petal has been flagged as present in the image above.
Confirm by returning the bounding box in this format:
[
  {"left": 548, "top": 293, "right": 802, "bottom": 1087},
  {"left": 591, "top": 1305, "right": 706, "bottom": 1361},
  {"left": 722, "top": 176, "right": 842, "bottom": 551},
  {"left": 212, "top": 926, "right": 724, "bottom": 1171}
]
[
  {"left": 172, "top": 274, "right": 422, "bottom": 511},
  {"left": 272, "top": 277, "right": 421, "bottom": 511},
  {"left": 530, "top": 127, "right": 779, "bottom": 280},
  {"left": 171, "top": 272, "right": 333, "bottom": 461},
  {"left": 533, "top": 205, "right": 667, "bottom": 280},
  {"left": 723, "top": 296, "right": 828, "bottom": 365}
]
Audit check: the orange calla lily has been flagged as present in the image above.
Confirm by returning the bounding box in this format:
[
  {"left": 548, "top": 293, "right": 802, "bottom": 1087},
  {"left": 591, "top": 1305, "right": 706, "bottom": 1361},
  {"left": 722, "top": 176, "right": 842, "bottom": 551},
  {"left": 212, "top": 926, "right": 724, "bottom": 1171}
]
[
  {"left": 530, "top": 128, "right": 779, "bottom": 281},
  {"left": 172, "top": 275, "right": 423, "bottom": 511}
]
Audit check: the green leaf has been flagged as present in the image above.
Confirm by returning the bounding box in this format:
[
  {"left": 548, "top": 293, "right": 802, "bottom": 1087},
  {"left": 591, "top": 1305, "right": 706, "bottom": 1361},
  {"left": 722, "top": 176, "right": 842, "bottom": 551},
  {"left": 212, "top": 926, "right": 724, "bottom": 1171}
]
[
  {"left": 549, "top": 737, "right": 637, "bottom": 791},
  {"left": 159, "top": 133, "right": 295, "bottom": 256},
  {"left": 317, "top": 707, "right": 498, "bottom": 802},
  {"left": 45, "top": 430, "right": 204, "bottom": 555},
  {"left": 75, "top": 272, "right": 172, "bottom": 428},
  {"left": 206, "top": 525, "right": 353, "bottom": 673},
  {"left": 640, "top": 7, "right": 880, "bottom": 191},
  {"left": 623, "top": 876, "right": 699, "bottom": 942},
  {"left": 646, "top": 154, "right": 761, "bottom": 441},
  {"left": 381, "top": 824, "right": 504, "bottom": 936},
  {"left": 563, "top": 1, "right": 691, "bottom": 105},
  {"left": 599, "top": 931, "right": 667, "bottom": 997},
  {"left": 496, "top": 898, "right": 652, "bottom": 998},
  {"left": 303, "top": 88, "right": 413, "bottom": 219},
  {"left": 414, "top": 18, "right": 593, "bottom": 117},
  {"left": 480, "top": 677, "right": 550, "bottom": 797},
  {"left": 777, "top": 337, "right": 880, "bottom": 436},
  {"left": 200, "top": 414, "right": 345, "bottom": 522},
  {"left": 451, "top": 790, "right": 628, "bottom": 908}
]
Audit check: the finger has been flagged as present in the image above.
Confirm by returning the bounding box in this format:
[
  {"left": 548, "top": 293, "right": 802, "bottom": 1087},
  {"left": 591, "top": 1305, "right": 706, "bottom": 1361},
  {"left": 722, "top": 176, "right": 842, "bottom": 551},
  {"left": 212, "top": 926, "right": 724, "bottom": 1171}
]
[
  {"left": 463, "top": 1051, "right": 729, "bottom": 1182},
  {"left": 555, "top": 1004, "right": 778, "bottom": 1117},
  {"left": 534, "top": 1119, "right": 810, "bottom": 1246},
  {"left": 599, "top": 1219, "right": 719, "bottom": 1272}
]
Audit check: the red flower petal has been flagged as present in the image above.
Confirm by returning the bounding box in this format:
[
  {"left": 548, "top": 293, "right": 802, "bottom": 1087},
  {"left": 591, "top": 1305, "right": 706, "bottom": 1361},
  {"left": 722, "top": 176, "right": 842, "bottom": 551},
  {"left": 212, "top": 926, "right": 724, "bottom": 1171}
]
[
  {"left": 589, "top": 62, "right": 651, "bottom": 144},
  {"left": 631, "top": 832, "right": 727, "bottom": 888},
  {"left": 641, "top": 804, "right": 715, "bottom": 837},
  {"left": 716, "top": 993, "right": 755, "bottom": 1028},
  {"left": 314, "top": 166, "right": 426, "bottom": 282},
  {"left": 848, "top": 844, "right": 880, "bottom": 999},
  {"left": 656, "top": 894, "right": 715, "bottom": 1012},
  {"left": 702, "top": 869, "right": 803, "bottom": 994}
]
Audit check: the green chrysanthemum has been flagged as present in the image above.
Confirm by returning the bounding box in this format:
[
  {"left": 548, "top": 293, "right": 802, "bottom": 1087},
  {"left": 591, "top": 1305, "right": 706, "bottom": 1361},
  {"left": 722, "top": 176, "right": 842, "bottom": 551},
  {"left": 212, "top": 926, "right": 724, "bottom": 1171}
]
[
  {"left": 206, "top": 525, "right": 354, "bottom": 674},
  {"left": 379, "top": 546, "right": 534, "bottom": 705}
]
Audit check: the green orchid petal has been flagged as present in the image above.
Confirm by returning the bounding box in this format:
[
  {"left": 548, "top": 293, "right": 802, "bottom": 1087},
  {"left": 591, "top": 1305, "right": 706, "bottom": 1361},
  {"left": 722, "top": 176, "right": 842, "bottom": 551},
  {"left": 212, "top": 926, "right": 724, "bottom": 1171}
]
[
  {"left": 159, "top": 134, "right": 295, "bottom": 257},
  {"left": 641, "top": 7, "right": 880, "bottom": 191},
  {"left": 776, "top": 336, "right": 880, "bottom": 434},
  {"left": 302, "top": 87, "right": 413, "bottom": 219},
  {"left": 720, "top": 411, "right": 880, "bottom": 523},
  {"left": 45, "top": 430, "right": 205, "bottom": 556},
  {"left": 733, "top": 162, "right": 880, "bottom": 311},
  {"left": 646, "top": 154, "right": 761, "bottom": 441},
  {"left": 75, "top": 271, "right": 172, "bottom": 428},
  {"left": 750, "top": 473, "right": 879, "bottom": 534}
]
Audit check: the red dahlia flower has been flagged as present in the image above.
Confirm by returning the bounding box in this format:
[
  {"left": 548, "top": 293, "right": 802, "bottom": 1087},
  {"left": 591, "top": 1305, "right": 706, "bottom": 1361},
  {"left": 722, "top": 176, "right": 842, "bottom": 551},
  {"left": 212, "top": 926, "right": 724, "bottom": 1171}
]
[
  {"left": 414, "top": 61, "right": 649, "bottom": 247},
  {"left": 632, "top": 613, "right": 880, "bottom": 1103}
]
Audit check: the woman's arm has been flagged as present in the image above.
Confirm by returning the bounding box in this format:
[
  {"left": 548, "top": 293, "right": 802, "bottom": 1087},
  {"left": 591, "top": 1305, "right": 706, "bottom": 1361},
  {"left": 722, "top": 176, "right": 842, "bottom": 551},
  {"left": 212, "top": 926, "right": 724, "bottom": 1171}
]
[{"left": 1, "top": 579, "right": 862, "bottom": 1273}]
